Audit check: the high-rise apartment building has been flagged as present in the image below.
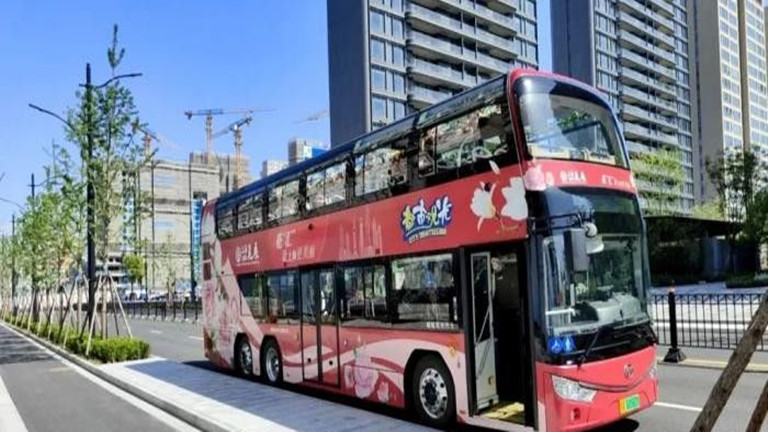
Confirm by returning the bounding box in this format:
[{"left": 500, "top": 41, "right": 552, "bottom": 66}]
[
  {"left": 261, "top": 160, "right": 288, "bottom": 178},
  {"left": 189, "top": 152, "right": 253, "bottom": 194},
  {"left": 287, "top": 138, "right": 329, "bottom": 166},
  {"left": 328, "top": 0, "right": 538, "bottom": 146},
  {"left": 693, "top": 0, "right": 768, "bottom": 201},
  {"left": 552, "top": 0, "right": 697, "bottom": 213}
]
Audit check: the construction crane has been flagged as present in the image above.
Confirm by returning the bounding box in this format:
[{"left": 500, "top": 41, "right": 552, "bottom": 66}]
[
  {"left": 133, "top": 125, "right": 183, "bottom": 158},
  {"left": 296, "top": 109, "right": 329, "bottom": 124},
  {"left": 184, "top": 107, "right": 273, "bottom": 164},
  {"left": 212, "top": 116, "right": 253, "bottom": 189}
]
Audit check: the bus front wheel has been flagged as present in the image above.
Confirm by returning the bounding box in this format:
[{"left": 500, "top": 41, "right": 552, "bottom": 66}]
[
  {"left": 260, "top": 338, "right": 283, "bottom": 385},
  {"left": 235, "top": 336, "right": 254, "bottom": 378},
  {"left": 411, "top": 355, "right": 456, "bottom": 428}
]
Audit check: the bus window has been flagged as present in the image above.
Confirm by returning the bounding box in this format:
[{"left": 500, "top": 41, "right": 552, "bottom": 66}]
[
  {"left": 341, "top": 265, "right": 387, "bottom": 326},
  {"left": 307, "top": 162, "right": 347, "bottom": 211},
  {"left": 319, "top": 270, "right": 336, "bottom": 324},
  {"left": 354, "top": 145, "right": 406, "bottom": 197},
  {"left": 390, "top": 254, "right": 458, "bottom": 330},
  {"left": 217, "top": 207, "right": 234, "bottom": 237},
  {"left": 268, "top": 187, "right": 280, "bottom": 222},
  {"left": 306, "top": 171, "right": 325, "bottom": 211},
  {"left": 419, "top": 101, "right": 509, "bottom": 175},
  {"left": 239, "top": 274, "right": 265, "bottom": 319},
  {"left": 269, "top": 180, "right": 300, "bottom": 221},
  {"left": 267, "top": 272, "right": 298, "bottom": 323},
  {"left": 236, "top": 194, "right": 263, "bottom": 232}
]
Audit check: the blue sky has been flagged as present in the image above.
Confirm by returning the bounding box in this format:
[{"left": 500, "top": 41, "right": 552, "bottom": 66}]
[{"left": 0, "top": 1, "right": 552, "bottom": 234}]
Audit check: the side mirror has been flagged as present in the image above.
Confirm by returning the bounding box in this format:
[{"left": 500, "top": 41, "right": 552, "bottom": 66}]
[{"left": 564, "top": 229, "right": 589, "bottom": 273}]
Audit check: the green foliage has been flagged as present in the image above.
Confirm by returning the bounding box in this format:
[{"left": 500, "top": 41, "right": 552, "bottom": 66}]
[
  {"left": 1, "top": 314, "right": 150, "bottom": 363},
  {"left": 631, "top": 149, "right": 684, "bottom": 215},
  {"left": 123, "top": 253, "right": 145, "bottom": 284},
  {"left": 691, "top": 199, "right": 725, "bottom": 221}
]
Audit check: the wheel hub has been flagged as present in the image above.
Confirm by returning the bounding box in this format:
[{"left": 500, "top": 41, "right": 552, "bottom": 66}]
[{"left": 419, "top": 368, "right": 448, "bottom": 419}]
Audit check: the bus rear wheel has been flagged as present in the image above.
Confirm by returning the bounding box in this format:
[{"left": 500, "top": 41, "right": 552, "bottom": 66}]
[
  {"left": 411, "top": 355, "right": 456, "bottom": 428},
  {"left": 235, "top": 336, "right": 254, "bottom": 378},
  {"left": 260, "top": 338, "right": 283, "bottom": 385}
]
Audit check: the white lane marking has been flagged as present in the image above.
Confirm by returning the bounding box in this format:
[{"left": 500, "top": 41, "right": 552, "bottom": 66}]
[
  {"left": 0, "top": 371, "right": 29, "bottom": 432},
  {"left": 188, "top": 336, "right": 204, "bottom": 341},
  {"left": 1, "top": 324, "right": 200, "bottom": 432},
  {"left": 655, "top": 401, "right": 702, "bottom": 412},
  {"left": 149, "top": 330, "right": 162, "bottom": 335}
]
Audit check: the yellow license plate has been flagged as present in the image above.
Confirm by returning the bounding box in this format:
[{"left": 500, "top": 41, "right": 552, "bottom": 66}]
[{"left": 619, "top": 394, "right": 641, "bottom": 415}]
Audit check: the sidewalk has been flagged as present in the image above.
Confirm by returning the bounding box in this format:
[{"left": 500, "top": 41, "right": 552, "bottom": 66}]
[
  {"left": 98, "top": 358, "right": 435, "bottom": 432},
  {"left": 657, "top": 344, "right": 768, "bottom": 372}
]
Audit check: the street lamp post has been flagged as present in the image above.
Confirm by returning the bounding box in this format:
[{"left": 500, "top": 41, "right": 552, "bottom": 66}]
[
  {"left": 11, "top": 214, "right": 16, "bottom": 315},
  {"left": 28, "top": 63, "right": 142, "bottom": 328}
]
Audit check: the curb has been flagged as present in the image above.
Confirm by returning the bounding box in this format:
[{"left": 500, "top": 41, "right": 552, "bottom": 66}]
[
  {"left": 0, "top": 322, "right": 231, "bottom": 432},
  {"left": 657, "top": 356, "right": 768, "bottom": 373}
]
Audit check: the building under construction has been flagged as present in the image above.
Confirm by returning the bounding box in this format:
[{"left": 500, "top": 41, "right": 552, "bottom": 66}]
[{"left": 189, "top": 151, "right": 252, "bottom": 195}]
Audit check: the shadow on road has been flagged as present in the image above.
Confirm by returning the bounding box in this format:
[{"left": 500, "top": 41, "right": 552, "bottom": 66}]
[
  {"left": 0, "top": 330, "right": 53, "bottom": 366},
  {"left": 592, "top": 419, "right": 640, "bottom": 432}
]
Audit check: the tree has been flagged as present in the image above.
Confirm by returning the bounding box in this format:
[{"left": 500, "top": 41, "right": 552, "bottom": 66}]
[
  {"left": 123, "top": 252, "right": 145, "bottom": 299},
  {"left": 706, "top": 149, "right": 768, "bottom": 270},
  {"left": 64, "top": 25, "right": 151, "bottom": 325}
]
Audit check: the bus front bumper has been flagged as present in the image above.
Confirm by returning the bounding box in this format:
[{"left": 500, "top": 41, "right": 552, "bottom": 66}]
[{"left": 537, "top": 345, "right": 658, "bottom": 432}]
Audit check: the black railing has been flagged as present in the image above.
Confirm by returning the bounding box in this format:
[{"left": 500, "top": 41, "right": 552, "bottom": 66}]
[
  {"left": 121, "top": 299, "right": 202, "bottom": 322},
  {"left": 649, "top": 291, "right": 766, "bottom": 352}
]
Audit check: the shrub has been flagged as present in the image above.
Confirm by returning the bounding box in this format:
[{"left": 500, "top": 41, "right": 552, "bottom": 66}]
[
  {"left": 89, "top": 338, "right": 150, "bottom": 363},
  {"left": 726, "top": 274, "right": 768, "bottom": 288}
]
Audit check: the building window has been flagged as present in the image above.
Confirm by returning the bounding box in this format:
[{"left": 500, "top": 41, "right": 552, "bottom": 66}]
[
  {"left": 341, "top": 265, "right": 388, "bottom": 326},
  {"left": 394, "top": 101, "right": 406, "bottom": 119},
  {"left": 370, "top": 11, "right": 384, "bottom": 34},
  {"left": 372, "top": 96, "right": 387, "bottom": 122},
  {"left": 393, "top": 74, "right": 405, "bottom": 93},
  {"left": 371, "top": 39, "right": 385, "bottom": 62},
  {"left": 391, "top": 254, "right": 458, "bottom": 329},
  {"left": 372, "top": 68, "right": 386, "bottom": 91},
  {"left": 392, "top": 19, "right": 403, "bottom": 39},
  {"left": 393, "top": 46, "right": 404, "bottom": 66}
]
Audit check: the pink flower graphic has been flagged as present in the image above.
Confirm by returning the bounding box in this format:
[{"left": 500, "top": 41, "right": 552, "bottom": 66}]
[
  {"left": 470, "top": 183, "right": 497, "bottom": 231},
  {"left": 343, "top": 365, "right": 355, "bottom": 390},
  {"left": 501, "top": 178, "right": 528, "bottom": 221},
  {"left": 523, "top": 165, "right": 547, "bottom": 191},
  {"left": 353, "top": 354, "right": 380, "bottom": 399}
]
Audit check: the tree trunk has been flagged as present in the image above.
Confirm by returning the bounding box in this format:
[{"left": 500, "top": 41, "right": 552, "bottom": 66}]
[
  {"left": 690, "top": 294, "right": 768, "bottom": 432},
  {"left": 746, "top": 379, "right": 768, "bottom": 432}
]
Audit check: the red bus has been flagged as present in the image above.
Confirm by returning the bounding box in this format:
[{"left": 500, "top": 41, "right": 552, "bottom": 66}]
[{"left": 201, "top": 69, "right": 658, "bottom": 431}]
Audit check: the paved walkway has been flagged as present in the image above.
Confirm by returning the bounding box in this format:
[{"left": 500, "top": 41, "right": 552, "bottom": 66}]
[{"left": 100, "top": 358, "right": 435, "bottom": 432}]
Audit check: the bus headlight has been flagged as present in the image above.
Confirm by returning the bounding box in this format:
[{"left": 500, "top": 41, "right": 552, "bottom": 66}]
[{"left": 552, "top": 375, "right": 597, "bottom": 402}]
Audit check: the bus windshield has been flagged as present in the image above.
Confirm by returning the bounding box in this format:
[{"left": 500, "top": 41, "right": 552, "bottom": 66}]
[
  {"left": 540, "top": 189, "right": 649, "bottom": 336},
  {"left": 516, "top": 76, "right": 627, "bottom": 168}
]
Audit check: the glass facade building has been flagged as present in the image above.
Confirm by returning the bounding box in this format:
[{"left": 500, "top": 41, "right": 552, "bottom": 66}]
[
  {"left": 552, "top": 0, "right": 697, "bottom": 213},
  {"left": 328, "top": 0, "right": 538, "bottom": 146}
]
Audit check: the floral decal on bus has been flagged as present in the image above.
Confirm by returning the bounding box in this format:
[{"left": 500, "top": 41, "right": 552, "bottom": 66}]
[
  {"left": 400, "top": 196, "right": 453, "bottom": 244},
  {"left": 470, "top": 161, "right": 528, "bottom": 231}
]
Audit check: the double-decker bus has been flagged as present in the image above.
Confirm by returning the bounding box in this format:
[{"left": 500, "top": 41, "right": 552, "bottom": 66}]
[{"left": 201, "top": 69, "right": 658, "bottom": 432}]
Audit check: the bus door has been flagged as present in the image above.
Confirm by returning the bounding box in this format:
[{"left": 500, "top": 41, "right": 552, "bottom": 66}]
[
  {"left": 470, "top": 252, "right": 499, "bottom": 410},
  {"left": 300, "top": 268, "right": 340, "bottom": 386}
]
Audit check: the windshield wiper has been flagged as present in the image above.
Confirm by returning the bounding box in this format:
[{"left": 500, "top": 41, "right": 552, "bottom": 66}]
[{"left": 577, "top": 323, "right": 614, "bottom": 366}]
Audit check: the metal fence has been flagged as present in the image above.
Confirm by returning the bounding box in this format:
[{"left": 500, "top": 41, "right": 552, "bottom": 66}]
[
  {"left": 122, "top": 300, "right": 202, "bottom": 322},
  {"left": 649, "top": 291, "right": 766, "bottom": 352}
]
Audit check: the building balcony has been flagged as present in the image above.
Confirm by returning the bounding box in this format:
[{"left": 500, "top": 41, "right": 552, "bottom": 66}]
[
  {"left": 622, "top": 104, "right": 677, "bottom": 133},
  {"left": 618, "top": 30, "right": 676, "bottom": 67},
  {"left": 409, "top": 84, "right": 454, "bottom": 107},
  {"left": 408, "top": 57, "right": 482, "bottom": 89},
  {"left": 406, "top": 30, "right": 511, "bottom": 74},
  {"left": 646, "top": 0, "right": 675, "bottom": 18},
  {"left": 406, "top": 3, "right": 516, "bottom": 58},
  {"left": 620, "top": 67, "right": 677, "bottom": 99},
  {"left": 619, "top": 48, "right": 676, "bottom": 82},
  {"left": 623, "top": 122, "right": 678, "bottom": 148},
  {"left": 620, "top": 86, "right": 677, "bottom": 116},
  {"left": 432, "top": 0, "right": 515, "bottom": 32},
  {"left": 618, "top": 0, "right": 674, "bottom": 35},
  {"left": 617, "top": 12, "right": 675, "bottom": 51}
]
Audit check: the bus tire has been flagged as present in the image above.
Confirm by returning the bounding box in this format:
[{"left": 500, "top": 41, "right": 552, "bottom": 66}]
[
  {"left": 235, "top": 335, "right": 254, "bottom": 378},
  {"left": 260, "top": 338, "right": 283, "bottom": 385},
  {"left": 411, "top": 355, "right": 456, "bottom": 428}
]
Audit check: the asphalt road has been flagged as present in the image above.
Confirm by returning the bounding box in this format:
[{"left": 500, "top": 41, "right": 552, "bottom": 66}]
[
  {"left": 127, "top": 317, "right": 768, "bottom": 432},
  {"left": 0, "top": 323, "right": 198, "bottom": 432}
]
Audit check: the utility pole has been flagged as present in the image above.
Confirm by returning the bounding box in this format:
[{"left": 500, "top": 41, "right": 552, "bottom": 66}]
[
  {"left": 85, "top": 63, "right": 97, "bottom": 327},
  {"left": 30, "top": 173, "right": 35, "bottom": 199}
]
